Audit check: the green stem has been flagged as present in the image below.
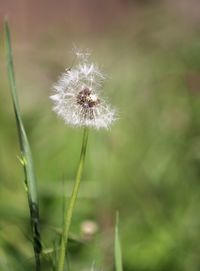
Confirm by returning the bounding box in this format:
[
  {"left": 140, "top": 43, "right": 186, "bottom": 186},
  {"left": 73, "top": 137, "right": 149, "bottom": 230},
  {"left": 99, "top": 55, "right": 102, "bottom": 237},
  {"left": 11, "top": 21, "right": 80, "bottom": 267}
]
[
  {"left": 57, "top": 127, "right": 89, "bottom": 271},
  {"left": 4, "top": 18, "right": 41, "bottom": 271}
]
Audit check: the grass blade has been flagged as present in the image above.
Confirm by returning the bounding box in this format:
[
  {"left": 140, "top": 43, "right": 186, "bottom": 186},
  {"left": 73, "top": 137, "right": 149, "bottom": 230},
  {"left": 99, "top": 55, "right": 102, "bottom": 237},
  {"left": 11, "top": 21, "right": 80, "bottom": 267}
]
[
  {"left": 115, "top": 212, "right": 123, "bottom": 271},
  {"left": 4, "top": 18, "right": 42, "bottom": 271}
]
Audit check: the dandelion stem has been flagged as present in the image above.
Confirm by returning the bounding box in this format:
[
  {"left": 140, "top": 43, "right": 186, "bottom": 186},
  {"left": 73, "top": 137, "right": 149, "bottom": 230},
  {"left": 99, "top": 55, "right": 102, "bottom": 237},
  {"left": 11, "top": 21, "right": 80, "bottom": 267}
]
[{"left": 57, "top": 127, "right": 89, "bottom": 271}]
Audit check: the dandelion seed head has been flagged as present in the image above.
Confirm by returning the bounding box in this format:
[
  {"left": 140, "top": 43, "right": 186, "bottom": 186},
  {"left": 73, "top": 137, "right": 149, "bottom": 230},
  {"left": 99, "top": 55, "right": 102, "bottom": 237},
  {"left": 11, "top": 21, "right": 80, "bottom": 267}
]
[{"left": 50, "top": 49, "right": 116, "bottom": 129}]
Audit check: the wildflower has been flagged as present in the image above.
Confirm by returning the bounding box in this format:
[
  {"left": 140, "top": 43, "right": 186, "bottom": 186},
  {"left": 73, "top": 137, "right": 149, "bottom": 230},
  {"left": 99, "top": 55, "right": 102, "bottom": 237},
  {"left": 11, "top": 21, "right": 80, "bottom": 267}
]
[{"left": 50, "top": 50, "right": 116, "bottom": 129}]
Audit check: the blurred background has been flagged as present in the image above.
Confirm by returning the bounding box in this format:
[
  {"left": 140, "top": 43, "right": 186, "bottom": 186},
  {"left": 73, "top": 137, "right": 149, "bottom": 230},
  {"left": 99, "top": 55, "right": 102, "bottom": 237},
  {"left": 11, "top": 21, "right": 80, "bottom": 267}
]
[{"left": 1, "top": 0, "right": 200, "bottom": 270}]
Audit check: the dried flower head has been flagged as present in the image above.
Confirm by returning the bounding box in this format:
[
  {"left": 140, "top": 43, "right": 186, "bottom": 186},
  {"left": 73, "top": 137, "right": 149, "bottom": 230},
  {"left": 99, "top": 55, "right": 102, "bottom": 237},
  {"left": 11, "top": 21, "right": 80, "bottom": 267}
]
[{"left": 50, "top": 49, "right": 116, "bottom": 129}]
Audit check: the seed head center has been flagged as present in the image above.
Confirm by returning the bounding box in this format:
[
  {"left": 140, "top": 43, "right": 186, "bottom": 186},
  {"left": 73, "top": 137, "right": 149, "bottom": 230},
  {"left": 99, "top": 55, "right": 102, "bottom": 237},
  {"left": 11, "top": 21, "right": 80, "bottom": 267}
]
[{"left": 77, "top": 88, "right": 100, "bottom": 109}]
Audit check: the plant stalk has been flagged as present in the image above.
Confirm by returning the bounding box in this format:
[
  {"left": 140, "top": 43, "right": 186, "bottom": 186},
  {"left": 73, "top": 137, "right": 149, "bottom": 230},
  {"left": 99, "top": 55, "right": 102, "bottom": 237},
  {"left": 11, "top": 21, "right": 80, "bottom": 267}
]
[
  {"left": 57, "top": 127, "right": 89, "bottom": 271},
  {"left": 4, "top": 18, "right": 41, "bottom": 271}
]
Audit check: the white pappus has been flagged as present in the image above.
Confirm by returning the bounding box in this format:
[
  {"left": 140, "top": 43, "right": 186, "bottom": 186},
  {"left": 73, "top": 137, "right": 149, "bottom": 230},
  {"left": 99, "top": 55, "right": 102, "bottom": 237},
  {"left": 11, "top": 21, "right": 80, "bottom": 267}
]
[{"left": 50, "top": 50, "right": 116, "bottom": 129}]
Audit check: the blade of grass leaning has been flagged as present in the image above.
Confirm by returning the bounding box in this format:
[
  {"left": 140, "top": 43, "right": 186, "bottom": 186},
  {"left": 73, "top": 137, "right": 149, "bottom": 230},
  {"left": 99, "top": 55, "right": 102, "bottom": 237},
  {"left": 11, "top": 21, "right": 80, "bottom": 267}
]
[
  {"left": 115, "top": 212, "right": 123, "bottom": 271},
  {"left": 57, "top": 127, "right": 89, "bottom": 271},
  {"left": 4, "top": 18, "right": 42, "bottom": 271}
]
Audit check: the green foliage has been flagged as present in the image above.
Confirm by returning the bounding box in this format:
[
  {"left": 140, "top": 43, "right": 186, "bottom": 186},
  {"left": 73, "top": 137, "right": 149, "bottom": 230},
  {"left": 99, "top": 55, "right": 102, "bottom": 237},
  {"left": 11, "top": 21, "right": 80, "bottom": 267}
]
[{"left": 1, "top": 8, "right": 200, "bottom": 271}]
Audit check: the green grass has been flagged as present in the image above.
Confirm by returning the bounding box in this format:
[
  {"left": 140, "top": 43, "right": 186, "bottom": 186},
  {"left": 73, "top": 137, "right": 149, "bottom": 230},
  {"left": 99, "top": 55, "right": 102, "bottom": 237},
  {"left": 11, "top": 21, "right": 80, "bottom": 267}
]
[
  {"left": 115, "top": 212, "right": 123, "bottom": 271},
  {"left": 4, "top": 19, "right": 41, "bottom": 271},
  {"left": 1, "top": 9, "right": 200, "bottom": 271}
]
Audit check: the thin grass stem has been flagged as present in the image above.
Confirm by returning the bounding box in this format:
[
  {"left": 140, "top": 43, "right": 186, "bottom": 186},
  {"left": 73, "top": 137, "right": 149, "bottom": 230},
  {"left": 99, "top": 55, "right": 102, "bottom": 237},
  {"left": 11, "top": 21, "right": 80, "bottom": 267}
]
[
  {"left": 115, "top": 212, "right": 123, "bottom": 271},
  {"left": 4, "top": 18, "right": 42, "bottom": 271},
  {"left": 57, "top": 127, "right": 89, "bottom": 271}
]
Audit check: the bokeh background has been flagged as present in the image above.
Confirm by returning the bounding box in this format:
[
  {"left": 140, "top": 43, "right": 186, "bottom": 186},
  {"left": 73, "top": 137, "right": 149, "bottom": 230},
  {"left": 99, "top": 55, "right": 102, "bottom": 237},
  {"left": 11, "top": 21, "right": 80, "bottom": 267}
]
[{"left": 1, "top": 0, "right": 200, "bottom": 270}]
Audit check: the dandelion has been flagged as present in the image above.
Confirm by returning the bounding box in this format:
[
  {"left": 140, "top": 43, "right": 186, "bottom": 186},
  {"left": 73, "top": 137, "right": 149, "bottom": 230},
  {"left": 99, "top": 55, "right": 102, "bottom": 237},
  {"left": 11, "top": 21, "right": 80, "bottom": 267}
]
[
  {"left": 50, "top": 50, "right": 115, "bottom": 129},
  {"left": 53, "top": 49, "right": 116, "bottom": 271}
]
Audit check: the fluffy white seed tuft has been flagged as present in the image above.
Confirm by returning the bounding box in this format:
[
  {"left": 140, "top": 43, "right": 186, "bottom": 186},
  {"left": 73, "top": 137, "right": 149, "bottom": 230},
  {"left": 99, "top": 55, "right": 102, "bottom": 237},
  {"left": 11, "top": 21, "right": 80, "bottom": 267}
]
[{"left": 50, "top": 49, "right": 116, "bottom": 129}]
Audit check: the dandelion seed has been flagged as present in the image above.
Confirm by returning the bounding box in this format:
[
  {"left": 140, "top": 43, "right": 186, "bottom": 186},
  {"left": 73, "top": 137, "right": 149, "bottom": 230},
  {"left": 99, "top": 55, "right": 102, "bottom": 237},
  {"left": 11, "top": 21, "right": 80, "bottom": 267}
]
[
  {"left": 50, "top": 49, "right": 116, "bottom": 129},
  {"left": 71, "top": 45, "right": 91, "bottom": 62}
]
